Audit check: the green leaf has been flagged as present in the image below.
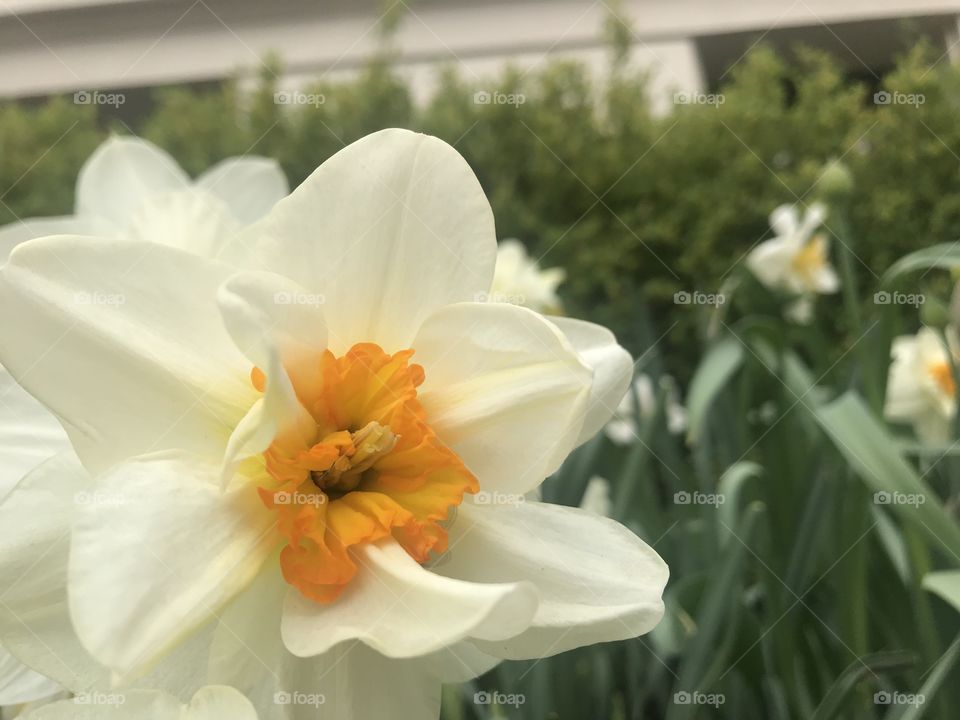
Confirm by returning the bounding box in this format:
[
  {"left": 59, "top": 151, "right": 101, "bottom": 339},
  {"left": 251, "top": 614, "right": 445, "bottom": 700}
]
[
  {"left": 815, "top": 393, "right": 960, "bottom": 563},
  {"left": 882, "top": 243, "right": 960, "bottom": 284},
  {"left": 810, "top": 651, "right": 914, "bottom": 720},
  {"left": 922, "top": 570, "right": 960, "bottom": 614},
  {"left": 883, "top": 632, "right": 960, "bottom": 720},
  {"left": 685, "top": 337, "right": 744, "bottom": 443}
]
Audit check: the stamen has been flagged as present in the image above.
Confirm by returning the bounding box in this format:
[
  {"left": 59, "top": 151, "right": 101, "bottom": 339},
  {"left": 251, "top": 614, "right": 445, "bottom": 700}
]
[{"left": 310, "top": 421, "right": 399, "bottom": 493}]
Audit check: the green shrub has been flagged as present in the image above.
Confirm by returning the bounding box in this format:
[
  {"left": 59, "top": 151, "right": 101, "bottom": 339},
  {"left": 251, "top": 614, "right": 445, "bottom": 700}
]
[{"left": 0, "top": 41, "right": 955, "bottom": 369}]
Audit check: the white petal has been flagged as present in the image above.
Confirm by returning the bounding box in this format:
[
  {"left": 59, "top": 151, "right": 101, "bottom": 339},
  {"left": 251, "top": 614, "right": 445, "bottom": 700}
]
[
  {"left": 21, "top": 692, "right": 179, "bottom": 719},
  {"left": 813, "top": 264, "right": 840, "bottom": 294},
  {"left": 0, "top": 366, "right": 70, "bottom": 498},
  {"left": 76, "top": 137, "right": 189, "bottom": 228},
  {"left": 68, "top": 452, "right": 278, "bottom": 678},
  {"left": 196, "top": 157, "right": 289, "bottom": 225},
  {"left": 579, "top": 476, "right": 612, "bottom": 517},
  {"left": 798, "top": 202, "right": 828, "bottom": 239},
  {"left": 548, "top": 316, "right": 633, "bottom": 445},
  {"left": 238, "top": 128, "right": 497, "bottom": 353},
  {"left": 182, "top": 686, "right": 259, "bottom": 720},
  {"left": 21, "top": 686, "right": 257, "bottom": 720},
  {"left": 0, "top": 648, "right": 61, "bottom": 705},
  {"left": 0, "top": 217, "right": 113, "bottom": 263},
  {"left": 746, "top": 237, "right": 794, "bottom": 290},
  {"left": 0, "top": 236, "right": 257, "bottom": 473},
  {"left": 768, "top": 204, "right": 799, "bottom": 237},
  {"left": 122, "top": 190, "right": 241, "bottom": 258},
  {"left": 413, "top": 302, "right": 592, "bottom": 495},
  {"left": 217, "top": 273, "right": 325, "bottom": 487},
  {"left": 0, "top": 453, "right": 110, "bottom": 692},
  {"left": 210, "top": 560, "right": 455, "bottom": 719},
  {"left": 439, "top": 501, "right": 667, "bottom": 659},
  {"left": 281, "top": 539, "right": 538, "bottom": 659}
]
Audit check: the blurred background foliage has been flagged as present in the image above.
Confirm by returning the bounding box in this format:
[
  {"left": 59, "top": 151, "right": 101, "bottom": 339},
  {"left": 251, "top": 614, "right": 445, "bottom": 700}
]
[
  {"left": 2, "top": 41, "right": 958, "bottom": 375},
  {"left": 3, "top": 32, "right": 960, "bottom": 720}
]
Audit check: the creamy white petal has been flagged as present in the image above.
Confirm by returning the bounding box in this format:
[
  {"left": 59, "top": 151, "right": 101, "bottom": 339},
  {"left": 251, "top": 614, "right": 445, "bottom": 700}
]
[
  {"left": 122, "top": 190, "right": 240, "bottom": 258},
  {"left": 0, "top": 366, "right": 70, "bottom": 499},
  {"left": 210, "top": 560, "right": 456, "bottom": 719},
  {"left": 76, "top": 137, "right": 189, "bottom": 228},
  {"left": 548, "top": 316, "right": 633, "bottom": 445},
  {"left": 196, "top": 157, "right": 289, "bottom": 225},
  {"left": 0, "top": 453, "right": 238, "bottom": 700},
  {"left": 217, "top": 273, "right": 325, "bottom": 487},
  {"left": 237, "top": 128, "right": 497, "bottom": 353},
  {"left": 813, "top": 263, "right": 840, "bottom": 294},
  {"left": 68, "top": 452, "right": 278, "bottom": 678},
  {"left": 439, "top": 501, "right": 667, "bottom": 659},
  {"left": 768, "top": 204, "right": 799, "bottom": 238},
  {"left": 21, "top": 686, "right": 257, "bottom": 720},
  {"left": 0, "top": 453, "right": 111, "bottom": 692},
  {"left": 0, "top": 237, "right": 257, "bottom": 473},
  {"left": 413, "top": 302, "right": 591, "bottom": 495},
  {"left": 281, "top": 539, "right": 538, "bottom": 659},
  {"left": 798, "top": 202, "right": 827, "bottom": 239},
  {"left": 0, "top": 648, "right": 61, "bottom": 705},
  {"left": 579, "top": 476, "right": 612, "bottom": 517},
  {"left": 0, "top": 217, "right": 113, "bottom": 264},
  {"left": 746, "top": 237, "right": 794, "bottom": 290}
]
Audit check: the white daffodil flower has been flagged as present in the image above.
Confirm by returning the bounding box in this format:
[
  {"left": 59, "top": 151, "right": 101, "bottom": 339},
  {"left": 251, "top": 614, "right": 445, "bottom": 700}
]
[
  {"left": 0, "top": 136, "right": 289, "bottom": 708},
  {"left": 884, "top": 326, "right": 959, "bottom": 445},
  {"left": 580, "top": 476, "right": 612, "bottom": 517},
  {"left": 605, "top": 374, "right": 688, "bottom": 444},
  {"left": 19, "top": 686, "right": 256, "bottom": 720},
  {"left": 0, "top": 134, "right": 290, "bottom": 498},
  {"left": 746, "top": 203, "right": 839, "bottom": 304},
  {"left": 0, "top": 129, "right": 667, "bottom": 719},
  {"left": 488, "top": 238, "right": 565, "bottom": 312}
]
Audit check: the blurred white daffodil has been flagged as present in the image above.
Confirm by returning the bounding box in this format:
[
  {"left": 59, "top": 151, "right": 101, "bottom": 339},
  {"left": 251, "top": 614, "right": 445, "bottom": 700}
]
[
  {"left": 489, "top": 239, "right": 565, "bottom": 312},
  {"left": 746, "top": 203, "right": 839, "bottom": 317},
  {"left": 0, "top": 129, "right": 667, "bottom": 719},
  {"left": 606, "top": 374, "right": 687, "bottom": 444},
  {"left": 18, "top": 686, "right": 257, "bottom": 720},
  {"left": 884, "top": 326, "right": 958, "bottom": 444},
  {"left": 0, "top": 137, "right": 289, "bottom": 709},
  {"left": 580, "top": 476, "right": 612, "bottom": 517}
]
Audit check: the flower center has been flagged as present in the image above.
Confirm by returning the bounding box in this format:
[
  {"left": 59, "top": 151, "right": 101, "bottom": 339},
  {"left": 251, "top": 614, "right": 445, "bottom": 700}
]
[
  {"left": 928, "top": 360, "right": 956, "bottom": 397},
  {"left": 254, "top": 343, "right": 478, "bottom": 603},
  {"left": 308, "top": 421, "right": 399, "bottom": 496},
  {"left": 791, "top": 234, "right": 828, "bottom": 285}
]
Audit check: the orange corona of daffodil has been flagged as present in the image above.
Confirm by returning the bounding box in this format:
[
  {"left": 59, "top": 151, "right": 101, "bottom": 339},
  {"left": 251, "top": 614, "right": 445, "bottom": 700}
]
[{"left": 254, "top": 343, "right": 477, "bottom": 602}]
